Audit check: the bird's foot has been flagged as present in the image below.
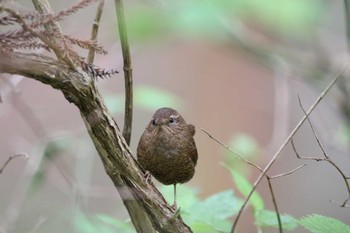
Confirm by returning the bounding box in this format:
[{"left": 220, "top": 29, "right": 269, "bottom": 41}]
[{"left": 170, "top": 207, "right": 181, "bottom": 219}]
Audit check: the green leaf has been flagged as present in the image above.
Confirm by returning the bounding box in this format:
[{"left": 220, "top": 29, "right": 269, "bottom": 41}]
[
  {"left": 255, "top": 209, "right": 297, "bottom": 230},
  {"left": 135, "top": 86, "right": 183, "bottom": 110},
  {"left": 192, "top": 190, "right": 241, "bottom": 220},
  {"left": 224, "top": 164, "right": 264, "bottom": 211},
  {"left": 160, "top": 185, "right": 241, "bottom": 232},
  {"left": 298, "top": 214, "right": 350, "bottom": 233},
  {"left": 186, "top": 190, "right": 242, "bottom": 232}
]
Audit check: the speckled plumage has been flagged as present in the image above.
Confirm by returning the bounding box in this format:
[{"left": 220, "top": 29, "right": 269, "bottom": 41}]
[{"left": 137, "top": 107, "right": 198, "bottom": 208}]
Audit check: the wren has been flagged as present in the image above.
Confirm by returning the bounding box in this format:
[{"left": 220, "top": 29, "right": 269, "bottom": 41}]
[{"left": 137, "top": 107, "right": 198, "bottom": 209}]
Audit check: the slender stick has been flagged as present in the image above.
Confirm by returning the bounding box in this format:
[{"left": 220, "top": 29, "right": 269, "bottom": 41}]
[
  {"left": 230, "top": 62, "right": 348, "bottom": 233},
  {"left": 294, "top": 97, "right": 350, "bottom": 205},
  {"left": 114, "top": 0, "right": 133, "bottom": 145},
  {"left": 0, "top": 153, "right": 28, "bottom": 174},
  {"left": 266, "top": 177, "right": 282, "bottom": 233},
  {"left": 87, "top": 0, "right": 105, "bottom": 64}
]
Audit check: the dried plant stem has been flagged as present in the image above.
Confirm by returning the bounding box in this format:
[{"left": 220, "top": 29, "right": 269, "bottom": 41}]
[
  {"left": 114, "top": 0, "right": 133, "bottom": 145},
  {"left": 291, "top": 96, "right": 350, "bottom": 207},
  {"left": 87, "top": 0, "right": 105, "bottom": 63},
  {"left": 230, "top": 62, "right": 348, "bottom": 233},
  {"left": 200, "top": 128, "right": 263, "bottom": 172},
  {"left": 0, "top": 153, "right": 28, "bottom": 174},
  {"left": 266, "top": 177, "right": 282, "bottom": 233}
]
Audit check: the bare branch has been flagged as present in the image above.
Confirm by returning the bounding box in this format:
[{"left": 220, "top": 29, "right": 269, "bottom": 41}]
[
  {"left": 292, "top": 97, "right": 350, "bottom": 207},
  {"left": 297, "top": 96, "right": 329, "bottom": 159},
  {"left": 200, "top": 128, "right": 263, "bottom": 172},
  {"left": 230, "top": 61, "right": 348, "bottom": 233},
  {"left": 291, "top": 139, "right": 324, "bottom": 161},
  {"left": 266, "top": 177, "right": 283, "bottom": 233},
  {"left": 88, "top": 0, "right": 105, "bottom": 63},
  {"left": 270, "top": 164, "right": 308, "bottom": 179},
  {"left": 0, "top": 153, "right": 29, "bottom": 174}
]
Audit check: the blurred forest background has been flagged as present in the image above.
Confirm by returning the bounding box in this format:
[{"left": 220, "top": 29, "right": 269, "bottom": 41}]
[{"left": 1, "top": 0, "right": 350, "bottom": 232}]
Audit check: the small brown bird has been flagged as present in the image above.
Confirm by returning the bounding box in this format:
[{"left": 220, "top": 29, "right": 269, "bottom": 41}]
[{"left": 137, "top": 107, "right": 198, "bottom": 209}]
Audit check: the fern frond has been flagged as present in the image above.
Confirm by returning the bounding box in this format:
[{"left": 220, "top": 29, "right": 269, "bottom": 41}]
[
  {"left": 44, "top": 0, "right": 98, "bottom": 25},
  {"left": 0, "top": 29, "right": 36, "bottom": 41},
  {"left": 63, "top": 35, "right": 107, "bottom": 55}
]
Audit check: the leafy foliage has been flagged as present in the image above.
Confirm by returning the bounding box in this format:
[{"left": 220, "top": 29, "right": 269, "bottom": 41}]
[
  {"left": 225, "top": 164, "right": 264, "bottom": 211},
  {"left": 160, "top": 185, "right": 241, "bottom": 232},
  {"left": 225, "top": 164, "right": 299, "bottom": 231},
  {"left": 254, "top": 209, "right": 297, "bottom": 230},
  {"left": 298, "top": 214, "right": 350, "bottom": 233}
]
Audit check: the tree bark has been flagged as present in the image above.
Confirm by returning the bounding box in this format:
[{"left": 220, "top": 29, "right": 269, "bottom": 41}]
[{"left": 0, "top": 52, "right": 192, "bottom": 233}]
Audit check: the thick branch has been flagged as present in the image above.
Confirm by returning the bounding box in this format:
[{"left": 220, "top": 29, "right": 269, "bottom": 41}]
[{"left": 0, "top": 52, "right": 192, "bottom": 233}]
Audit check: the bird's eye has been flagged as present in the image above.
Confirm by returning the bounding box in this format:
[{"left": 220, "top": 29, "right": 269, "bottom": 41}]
[
  {"left": 151, "top": 119, "right": 156, "bottom": 126},
  {"left": 169, "top": 117, "right": 174, "bottom": 123}
]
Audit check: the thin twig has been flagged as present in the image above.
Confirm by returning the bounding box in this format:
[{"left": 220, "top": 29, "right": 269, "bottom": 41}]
[
  {"left": 270, "top": 164, "right": 308, "bottom": 179},
  {"left": 114, "top": 0, "right": 133, "bottom": 145},
  {"left": 297, "top": 96, "right": 329, "bottom": 159},
  {"left": 291, "top": 139, "right": 324, "bottom": 161},
  {"left": 330, "top": 199, "right": 350, "bottom": 208},
  {"left": 200, "top": 128, "right": 263, "bottom": 172},
  {"left": 0, "top": 153, "right": 29, "bottom": 174},
  {"left": 87, "top": 0, "right": 105, "bottom": 63},
  {"left": 266, "top": 177, "right": 282, "bottom": 233},
  {"left": 293, "top": 97, "right": 350, "bottom": 205},
  {"left": 230, "top": 62, "right": 348, "bottom": 233}
]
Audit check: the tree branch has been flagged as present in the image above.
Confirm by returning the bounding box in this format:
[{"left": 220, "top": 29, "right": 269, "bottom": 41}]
[{"left": 0, "top": 52, "right": 192, "bottom": 233}]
